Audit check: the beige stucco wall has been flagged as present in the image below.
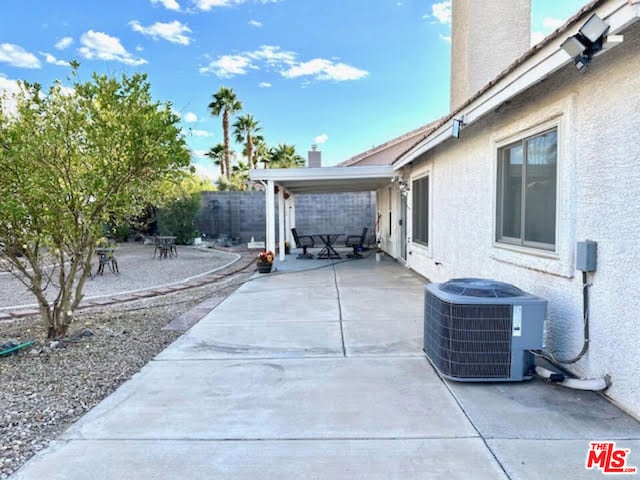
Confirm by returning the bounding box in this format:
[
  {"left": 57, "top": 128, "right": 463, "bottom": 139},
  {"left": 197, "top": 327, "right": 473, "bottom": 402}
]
[
  {"left": 396, "top": 22, "right": 640, "bottom": 417},
  {"left": 450, "top": 0, "right": 531, "bottom": 110}
]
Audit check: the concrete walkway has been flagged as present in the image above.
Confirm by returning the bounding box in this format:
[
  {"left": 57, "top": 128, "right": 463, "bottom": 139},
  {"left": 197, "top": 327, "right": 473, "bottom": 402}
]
[{"left": 11, "top": 255, "right": 640, "bottom": 479}]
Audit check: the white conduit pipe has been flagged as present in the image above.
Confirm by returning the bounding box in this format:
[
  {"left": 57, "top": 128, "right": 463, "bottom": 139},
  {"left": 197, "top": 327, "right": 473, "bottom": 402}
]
[{"left": 535, "top": 366, "right": 609, "bottom": 392}]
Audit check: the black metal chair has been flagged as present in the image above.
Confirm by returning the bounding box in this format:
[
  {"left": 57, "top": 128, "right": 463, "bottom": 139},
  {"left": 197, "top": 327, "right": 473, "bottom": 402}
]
[
  {"left": 291, "top": 228, "right": 314, "bottom": 259},
  {"left": 345, "top": 227, "right": 368, "bottom": 258}
]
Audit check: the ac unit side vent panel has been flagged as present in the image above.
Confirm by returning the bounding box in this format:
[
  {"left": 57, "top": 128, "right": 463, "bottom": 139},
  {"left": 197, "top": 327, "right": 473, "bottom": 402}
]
[{"left": 425, "top": 294, "right": 512, "bottom": 378}]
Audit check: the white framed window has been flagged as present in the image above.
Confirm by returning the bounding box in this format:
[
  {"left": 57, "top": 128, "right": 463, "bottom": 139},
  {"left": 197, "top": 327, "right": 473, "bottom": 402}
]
[
  {"left": 496, "top": 128, "right": 557, "bottom": 251},
  {"left": 412, "top": 175, "right": 429, "bottom": 247}
]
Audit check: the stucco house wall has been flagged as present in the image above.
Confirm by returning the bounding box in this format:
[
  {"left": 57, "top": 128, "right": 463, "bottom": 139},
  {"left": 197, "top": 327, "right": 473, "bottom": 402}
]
[{"left": 394, "top": 21, "right": 640, "bottom": 417}]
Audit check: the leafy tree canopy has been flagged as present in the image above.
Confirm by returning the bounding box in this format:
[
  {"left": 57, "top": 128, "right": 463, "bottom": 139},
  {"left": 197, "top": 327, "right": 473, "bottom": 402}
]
[{"left": 0, "top": 69, "right": 191, "bottom": 338}]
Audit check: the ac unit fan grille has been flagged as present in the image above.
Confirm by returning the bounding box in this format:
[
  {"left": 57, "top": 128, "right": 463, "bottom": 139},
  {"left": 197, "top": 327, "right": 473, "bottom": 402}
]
[{"left": 425, "top": 292, "right": 512, "bottom": 378}]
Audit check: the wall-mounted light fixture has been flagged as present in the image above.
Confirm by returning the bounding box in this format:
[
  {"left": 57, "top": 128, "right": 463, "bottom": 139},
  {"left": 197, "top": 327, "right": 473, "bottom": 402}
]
[
  {"left": 560, "top": 13, "right": 610, "bottom": 70},
  {"left": 398, "top": 177, "right": 410, "bottom": 196},
  {"left": 451, "top": 117, "right": 465, "bottom": 139}
]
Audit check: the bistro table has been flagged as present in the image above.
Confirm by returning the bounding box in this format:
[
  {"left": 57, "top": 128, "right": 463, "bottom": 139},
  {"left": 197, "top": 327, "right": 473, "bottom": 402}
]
[
  {"left": 313, "top": 234, "right": 343, "bottom": 259},
  {"left": 154, "top": 236, "right": 177, "bottom": 259}
]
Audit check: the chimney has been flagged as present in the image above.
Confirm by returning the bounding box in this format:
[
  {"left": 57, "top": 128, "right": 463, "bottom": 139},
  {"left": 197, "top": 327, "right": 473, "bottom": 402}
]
[
  {"left": 450, "top": 0, "right": 531, "bottom": 111},
  {"left": 307, "top": 144, "right": 321, "bottom": 168}
]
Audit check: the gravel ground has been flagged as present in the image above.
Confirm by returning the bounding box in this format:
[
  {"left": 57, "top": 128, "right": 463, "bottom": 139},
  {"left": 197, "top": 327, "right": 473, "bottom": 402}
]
[
  {"left": 0, "top": 259, "right": 255, "bottom": 479},
  {"left": 0, "top": 243, "right": 239, "bottom": 309}
]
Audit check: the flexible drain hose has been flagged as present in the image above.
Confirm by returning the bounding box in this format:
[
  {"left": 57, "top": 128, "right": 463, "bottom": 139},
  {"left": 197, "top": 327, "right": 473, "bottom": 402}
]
[{"left": 535, "top": 366, "right": 609, "bottom": 391}]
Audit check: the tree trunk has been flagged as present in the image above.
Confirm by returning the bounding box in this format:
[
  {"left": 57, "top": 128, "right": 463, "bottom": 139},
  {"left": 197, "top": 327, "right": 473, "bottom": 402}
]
[
  {"left": 223, "top": 111, "right": 231, "bottom": 180},
  {"left": 247, "top": 134, "right": 253, "bottom": 169}
]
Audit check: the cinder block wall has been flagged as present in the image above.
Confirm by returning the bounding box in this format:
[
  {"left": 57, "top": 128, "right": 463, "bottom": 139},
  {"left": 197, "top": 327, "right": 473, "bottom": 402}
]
[
  {"left": 197, "top": 191, "right": 376, "bottom": 242},
  {"left": 293, "top": 193, "right": 375, "bottom": 237}
]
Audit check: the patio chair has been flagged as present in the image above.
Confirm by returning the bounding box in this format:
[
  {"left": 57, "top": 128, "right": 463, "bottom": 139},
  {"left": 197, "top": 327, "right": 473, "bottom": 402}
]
[
  {"left": 345, "top": 227, "right": 368, "bottom": 259},
  {"left": 291, "top": 228, "right": 314, "bottom": 259}
]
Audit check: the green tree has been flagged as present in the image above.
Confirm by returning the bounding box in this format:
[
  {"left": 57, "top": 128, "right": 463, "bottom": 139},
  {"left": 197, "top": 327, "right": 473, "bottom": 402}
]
[
  {"left": 251, "top": 136, "right": 270, "bottom": 169},
  {"left": 156, "top": 193, "right": 202, "bottom": 245},
  {"left": 0, "top": 71, "right": 190, "bottom": 339},
  {"left": 208, "top": 87, "right": 242, "bottom": 180},
  {"left": 233, "top": 114, "right": 261, "bottom": 169},
  {"left": 269, "top": 143, "right": 305, "bottom": 168},
  {"left": 215, "top": 160, "right": 248, "bottom": 191},
  {"left": 204, "top": 143, "right": 225, "bottom": 178}
]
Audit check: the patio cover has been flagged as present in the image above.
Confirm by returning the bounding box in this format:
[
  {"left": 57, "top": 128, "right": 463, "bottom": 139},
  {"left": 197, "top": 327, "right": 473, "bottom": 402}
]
[{"left": 249, "top": 165, "right": 395, "bottom": 259}]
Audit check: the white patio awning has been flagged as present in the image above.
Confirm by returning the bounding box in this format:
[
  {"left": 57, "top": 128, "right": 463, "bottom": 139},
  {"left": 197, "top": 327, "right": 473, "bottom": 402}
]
[
  {"left": 249, "top": 165, "right": 395, "bottom": 260},
  {"left": 249, "top": 165, "right": 395, "bottom": 194}
]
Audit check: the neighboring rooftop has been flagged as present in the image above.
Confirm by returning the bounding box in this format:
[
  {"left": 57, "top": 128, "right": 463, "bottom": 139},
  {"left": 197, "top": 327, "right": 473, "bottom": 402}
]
[{"left": 337, "top": 121, "right": 438, "bottom": 167}]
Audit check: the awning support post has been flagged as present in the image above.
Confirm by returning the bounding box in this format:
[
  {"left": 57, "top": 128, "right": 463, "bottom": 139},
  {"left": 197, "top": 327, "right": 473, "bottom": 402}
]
[{"left": 266, "top": 180, "right": 276, "bottom": 253}]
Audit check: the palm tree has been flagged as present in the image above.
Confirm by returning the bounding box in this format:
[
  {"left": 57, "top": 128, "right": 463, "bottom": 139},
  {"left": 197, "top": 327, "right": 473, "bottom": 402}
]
[
  {"left": 233, "top": 114, "right": 261, "bottom": 169},
  {"left": 231, "top": 160, "right": 249, "bottom": 189},
  {"left": 250, "top": 135, "right": 270, "bottom": 169},
  {"left": 268, "top": 143, "right": 305, "bottom": 168},
  {"left": 204, "top": 143, "right": 225, "bottom": 178},
  {"left": 208, "top": 87, "right": 242, "bottom": 180}
]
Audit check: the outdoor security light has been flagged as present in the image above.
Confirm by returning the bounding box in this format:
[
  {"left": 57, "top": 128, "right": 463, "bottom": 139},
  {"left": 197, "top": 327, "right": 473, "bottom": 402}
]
[
  {"left": 561, "top": 13, "right": 610, "bottom": 71},
  {"left": 560, "top": 35, "right": 588, "bottom": 58},
  {"left": 579, "top": 13, "right": 609, "bottom": 43}
]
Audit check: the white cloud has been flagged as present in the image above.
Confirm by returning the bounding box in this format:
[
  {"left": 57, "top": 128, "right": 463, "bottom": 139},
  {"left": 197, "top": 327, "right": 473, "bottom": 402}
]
[
  {"left": 193, "top": 0, "right": 281, "bottom": 10},
  {"left": 40, "top": 52, "right": 69, "bottom": 66},
  {"left": 184, "top": 111, "right": 198, "bottom": 122},
  {"left": 193, "top": 0, "right": 233, "bottom": 9},
  {"left": 542, "top": 17, "right": 565, "bottom": 31},
  {"left": 314, "top": 134, "right": 328, "bottom": 144},
  {"left": 0, "top": 43, "right": 41, "bottom": 69},
  {"left": 200, "top": 54, "right": 256, "bottom": 77},
  {"left": 201, "top": 44, "right": 367, "bottom": 83},
  {"left": 55, "top": 36, "right": 73, "bottom": 50},
  {"left": 282, "top": 58, "right": 368, "bottom": 82},
  {"left": 130, "top": 20, "right": 193, "bottom": 45},
  {"left": 0, "top": 74, "right": 21, "bottom": 115},
  {"left": 431, "top": 1, "right": 451, "bottom": 25},
  {"left": 192, "top": 160, "right": 220, "bottom": 183},
  {"left": 78, "top": 30, "right": 147, "bottom": 66},
  {"left": 189, "top": 128, "right": 212, "bottom": 137},
  {"left": 151, "top": 0, "right": 181, "bottom": 10},
  {"left": 439, "top": 34, "right": 451, "bottom": 43},
  {"left": 258, "top": 81, "right": 271, "bottom": 88},
  {"left": 248, "top": 19, "right": 262, "bottom": 27},
  {"left": 247, "top": 45, "right": 296, "bottom": 66}
]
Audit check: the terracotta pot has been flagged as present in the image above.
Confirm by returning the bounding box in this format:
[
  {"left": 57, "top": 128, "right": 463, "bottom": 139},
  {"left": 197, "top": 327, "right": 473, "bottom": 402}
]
[{"left": 257, "top": 261, "right": 273, "bottom": 273}]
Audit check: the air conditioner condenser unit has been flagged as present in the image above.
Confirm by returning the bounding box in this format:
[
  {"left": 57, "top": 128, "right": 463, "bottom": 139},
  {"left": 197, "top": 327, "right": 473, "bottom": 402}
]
[{"left": 424, "top": 278, "right": 546, "bottom": 382}]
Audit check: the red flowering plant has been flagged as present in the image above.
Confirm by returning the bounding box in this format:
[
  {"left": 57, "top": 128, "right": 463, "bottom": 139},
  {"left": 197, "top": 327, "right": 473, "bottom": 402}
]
[{"left": 257, "top": 250, "right": 275, "bottom": 264}]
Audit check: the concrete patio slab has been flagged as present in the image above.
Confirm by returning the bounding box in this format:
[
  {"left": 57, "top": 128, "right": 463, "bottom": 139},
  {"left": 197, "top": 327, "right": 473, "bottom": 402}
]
[
  {"left": 11, "top": 255, "right": 640, "bottom": 480},
  {"left": 156, "top": 322, "right": 344, "bottom": 360},
  {"left": 339, "top": 286, "right": 424, "bottom": 322},
  {"left": 487, "top": 439, "right": 640, "bottom": 480},
  {"left": 446, "top": 380, "right": 640, "bottom": 439},
  {"left": 13, "top": 438, "right": 507, "bottom": 480},
  {"left": 62, "top": 357, "right": 477, "bottom": 441},
  {"left": 245, "top": 267, "right": 335, "bottom": 291},
  {"left": 334, "top": 260, "right": 426, "bottom": 289},
  {"left": 343, "top": 320, "right": 423, "bottom": 356},
  {"left": 201, "top": 288, "right": 339, "bottom": 324}
]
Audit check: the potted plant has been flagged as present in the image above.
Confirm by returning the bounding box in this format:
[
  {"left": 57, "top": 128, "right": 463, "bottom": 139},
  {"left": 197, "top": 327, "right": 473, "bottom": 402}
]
[{"left": 257, "top": 250, "right": 275, "bottom": 273}]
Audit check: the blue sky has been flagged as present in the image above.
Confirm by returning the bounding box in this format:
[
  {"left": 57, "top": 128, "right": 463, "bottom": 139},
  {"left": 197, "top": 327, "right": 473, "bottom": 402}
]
[{"left": 1, "top": 0, "right": 588, "bottom": 179}]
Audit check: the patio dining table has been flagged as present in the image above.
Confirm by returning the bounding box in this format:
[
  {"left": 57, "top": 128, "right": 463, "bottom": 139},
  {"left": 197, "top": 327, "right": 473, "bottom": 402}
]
[
  {"left": 313, "top": 233, "right": 343, "bottom": 259},
  {"left": 154, "top": 236, "right": 177, "bottom": 259}
]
